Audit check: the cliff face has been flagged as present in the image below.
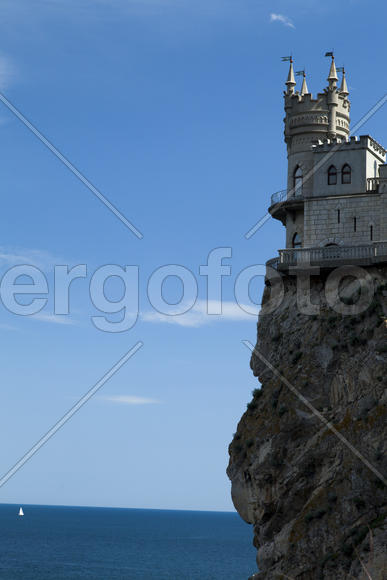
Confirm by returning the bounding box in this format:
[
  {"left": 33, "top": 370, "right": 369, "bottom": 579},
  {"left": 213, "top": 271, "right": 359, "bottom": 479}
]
[{"left": 227, "top": 266, "right": 387, "bottom": 579}]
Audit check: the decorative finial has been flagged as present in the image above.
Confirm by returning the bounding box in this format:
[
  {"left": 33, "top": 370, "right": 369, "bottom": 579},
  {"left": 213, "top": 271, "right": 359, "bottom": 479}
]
[
  {"left": 296, "top": 70, "right": 309, "bottom": 95},
  {"left": 337, "top": 66, "right": 349, "bottom": 97},
  {"left": 283, "top": 55, "right": 296, "bottom": 95},
  {"left": 325, "top": 51, "right": 338, "bottom": 85}
]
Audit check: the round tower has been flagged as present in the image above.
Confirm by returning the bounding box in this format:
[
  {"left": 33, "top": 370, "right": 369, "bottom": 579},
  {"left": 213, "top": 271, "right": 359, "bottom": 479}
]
[{"left": 284, "top": 54, "right": 351, "bottom": 198}]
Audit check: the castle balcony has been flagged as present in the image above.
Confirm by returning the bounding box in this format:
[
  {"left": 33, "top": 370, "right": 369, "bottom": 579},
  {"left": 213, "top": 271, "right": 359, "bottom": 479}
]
[
  {"left": 269, "top": 189, "right": 304, "bottom": 224},
  {"left": 267, "top": 241, "right": 387, "bottom": 272}
]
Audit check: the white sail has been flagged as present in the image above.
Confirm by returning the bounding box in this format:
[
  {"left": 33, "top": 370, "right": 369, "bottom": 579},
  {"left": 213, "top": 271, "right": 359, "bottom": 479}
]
[{"left": 18, "top": 507, "right": 24, "bottom": 516}]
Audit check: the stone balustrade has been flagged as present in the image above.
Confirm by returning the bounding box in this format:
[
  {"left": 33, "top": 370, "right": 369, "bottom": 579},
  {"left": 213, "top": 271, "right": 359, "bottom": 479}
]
[{"left": 267, "top": 242, "right": 387, "bottom": 271}]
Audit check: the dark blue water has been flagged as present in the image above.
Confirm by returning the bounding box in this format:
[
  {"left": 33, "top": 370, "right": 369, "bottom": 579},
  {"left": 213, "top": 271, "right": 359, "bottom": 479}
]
[{"left": 0, "top": 504, "right": 256, "bottom": 579}]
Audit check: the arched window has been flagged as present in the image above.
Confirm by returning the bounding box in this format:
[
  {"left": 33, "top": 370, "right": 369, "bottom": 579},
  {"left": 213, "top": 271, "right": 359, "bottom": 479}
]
[
  {"left": 328, "top": 165, "right": 337, "bottom": 185},
  {"left": 342, "top": 164, "right": 351, "bottom": 184},
  {"left": 293, "top": 166, "right": 303, "bottom": 195},
  {"left": 292, "top": 233, "right": 302, "bottom": 248}
]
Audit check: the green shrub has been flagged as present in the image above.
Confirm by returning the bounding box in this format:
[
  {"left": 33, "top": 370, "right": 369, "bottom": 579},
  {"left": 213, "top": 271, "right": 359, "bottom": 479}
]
[
  {"left": 292, "top": 351, "right": 302, "bottom": 364},
  {"left": 304, "top": 508, "right": 326, "bottom": 523},
  {"left": 353, "top": 496, "right": 366, "bottom": 510},
  {"left": 341, "top": 542, "right": 353, "bottom": 557}
]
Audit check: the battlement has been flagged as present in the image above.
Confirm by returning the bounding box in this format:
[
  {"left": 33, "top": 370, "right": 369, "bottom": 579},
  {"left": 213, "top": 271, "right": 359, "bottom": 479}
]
[
  {"left": 312, "top": 135, "right": 386, "bottom": 161},
  {"left": 285, "top": 90, "right": 349, "bottom": 112},
  {"left": 284, "top": 56, "right": 352, "bottom": 151}
]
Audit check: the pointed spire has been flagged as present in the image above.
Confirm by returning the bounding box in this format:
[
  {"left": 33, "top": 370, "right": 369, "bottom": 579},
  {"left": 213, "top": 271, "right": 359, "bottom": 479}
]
[
  {"left": 300, "top": 72, "right": 309, "bottom": 95},
  {"left": 339, "top": 68, "right": 349, "bottom": 96},
  {"left": 285, "top": 58, "right": 296, "bottom": 94},
  {"left": 327, "top": 54, "right": 338, "bottom": 86}
]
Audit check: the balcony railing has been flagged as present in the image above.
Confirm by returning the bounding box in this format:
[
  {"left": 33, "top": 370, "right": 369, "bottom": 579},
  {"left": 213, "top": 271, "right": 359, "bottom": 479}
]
[
  {"left": 271, "top": 179, "right": 381, "bottom": 206},
  {"left": 273, "top": 242, "right": 387, "bottom": 269},
  {"left": 270, "top": 189, "right": 287, "bottom": 205},
  {"left": 270, "top": 188, "right": 305, "bottom": 205}
]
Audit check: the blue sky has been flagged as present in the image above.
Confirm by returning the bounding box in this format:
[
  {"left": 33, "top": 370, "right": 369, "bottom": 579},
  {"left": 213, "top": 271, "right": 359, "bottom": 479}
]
[{"left": 0, "top": 0, "right": 386, "bottom": 511}]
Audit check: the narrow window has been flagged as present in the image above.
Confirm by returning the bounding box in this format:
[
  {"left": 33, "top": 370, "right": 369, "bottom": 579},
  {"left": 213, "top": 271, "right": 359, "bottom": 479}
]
[
  {"left": 292, "top": 233, "right": 302, "bottom": 248},
  {"left": 293, "top": 166, "right": 303, "bottom": 195},
  {"left": 337, "top": 209, "right": 341, "bottom": 223},
  {"left": 354, "top": 217, "right": 357, "bottom": 232},
  {"left": 370, "top": 225, "right": 373, "bottom": 241},
  {"left": 342, "top": 164, "right": 351, "bottom": 184},
  {"left": 328, "top": 165, "right": 337, "bottom": 185}
]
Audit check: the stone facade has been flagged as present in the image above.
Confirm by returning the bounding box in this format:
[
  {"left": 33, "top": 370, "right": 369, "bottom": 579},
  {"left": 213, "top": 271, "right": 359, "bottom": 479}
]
[
  {"left": 270, "top": 56, "right": 387, "bottom": 261},
  {"left": 303, "top": 192, "right": 384, "bottom": 247}
]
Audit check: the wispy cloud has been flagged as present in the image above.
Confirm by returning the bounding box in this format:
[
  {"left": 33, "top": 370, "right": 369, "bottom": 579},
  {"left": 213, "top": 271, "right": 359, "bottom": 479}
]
[
  {"left": 0, "top": 247, "right": 61, "bottom": 270},
  {"left": 101, "top": 395, "right": 161, "bottom": 405},
  {"left": 29, "top": 312, "right": 77, "bottom": 325},
  {"left": 142, "top": 300, "right": 258, "bottom": 328},
  {"left": 270, "top": 13, "right": 295, "bottom": 29}
]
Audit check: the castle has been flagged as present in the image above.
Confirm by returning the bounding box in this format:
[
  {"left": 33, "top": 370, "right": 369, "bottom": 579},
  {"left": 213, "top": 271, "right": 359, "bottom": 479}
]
[{"left": 268, "top": 54, "right": 387, "bottom": 270}]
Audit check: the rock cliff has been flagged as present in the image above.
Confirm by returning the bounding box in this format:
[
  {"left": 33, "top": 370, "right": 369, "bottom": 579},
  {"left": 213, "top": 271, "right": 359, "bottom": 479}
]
[{"left": 227, "top": 266, "right": 387, "bottom": 579}]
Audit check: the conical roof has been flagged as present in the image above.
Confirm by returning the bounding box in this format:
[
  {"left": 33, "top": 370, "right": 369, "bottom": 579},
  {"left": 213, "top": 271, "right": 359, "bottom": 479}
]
[
  {"left": 327, "top": 56, "right": 338, "bottom": 83},
  {"left": 285, "top": 59, "right": 296, "bottom": 92},
  {"left": 340, "top": 69, "right": 349, "bottom": 96},
  {"left": 300, "top": 73, "right": 309, "bottom": 95}
]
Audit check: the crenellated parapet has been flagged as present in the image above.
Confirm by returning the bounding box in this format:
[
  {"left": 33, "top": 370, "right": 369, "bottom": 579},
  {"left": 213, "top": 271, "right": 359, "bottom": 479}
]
[
  {"left": 312, "top": 135, "right": 386, "bottom": 161},
  {"left": 284, "top": 57, "right": 350, "bottom": 154}
]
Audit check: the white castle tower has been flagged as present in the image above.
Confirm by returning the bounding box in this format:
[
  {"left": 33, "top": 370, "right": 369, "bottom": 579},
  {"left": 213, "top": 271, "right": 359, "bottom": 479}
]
[{"left": 269, "top": 54, "right": 387, "bottom": 270}]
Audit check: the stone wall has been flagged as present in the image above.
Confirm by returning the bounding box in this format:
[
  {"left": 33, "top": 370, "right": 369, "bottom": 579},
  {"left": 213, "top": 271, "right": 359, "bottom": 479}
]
[{"left": 303, "top": 194, "right": 384, "bottom": 247}]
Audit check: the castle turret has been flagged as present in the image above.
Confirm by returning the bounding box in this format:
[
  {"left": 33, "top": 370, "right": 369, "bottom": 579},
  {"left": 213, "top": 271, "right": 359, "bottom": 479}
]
[
  {"left": 327, "top": 54, "right": 338, "bottom": 87},
  {"left": 285, "top": 58, "right": 296, "bottom": 95},
  {"left": 300, "top": 72, "right": 309, "bottom": 96},
  {"left": 326, "top": 54, "right": 339, "bottom": 138},
  {"left": 283, "top": 54, "right": 350, "bottom": 201},
  {"left": 339, "top": 68, "right": 349, "bottom": 97}
]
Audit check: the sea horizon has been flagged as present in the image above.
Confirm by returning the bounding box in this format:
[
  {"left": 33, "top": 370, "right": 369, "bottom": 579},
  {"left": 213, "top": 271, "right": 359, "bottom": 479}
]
[
  {"left": 1, "top": 502, "right": 238, "bottom": 514},
  {"left": 0, "top": 503, "right": 256, "bottom": 579}
]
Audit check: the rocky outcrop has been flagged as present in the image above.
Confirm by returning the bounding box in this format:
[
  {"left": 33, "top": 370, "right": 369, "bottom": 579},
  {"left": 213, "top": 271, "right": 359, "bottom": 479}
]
[{"left": 227, "top": 266, "right": 387, "bottom": 579}]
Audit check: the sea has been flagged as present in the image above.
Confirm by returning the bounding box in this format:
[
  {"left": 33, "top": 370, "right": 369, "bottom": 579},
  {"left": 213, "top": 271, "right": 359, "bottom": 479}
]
[{"left": 0, "top": 504, "right": 257, "bottom": 579}]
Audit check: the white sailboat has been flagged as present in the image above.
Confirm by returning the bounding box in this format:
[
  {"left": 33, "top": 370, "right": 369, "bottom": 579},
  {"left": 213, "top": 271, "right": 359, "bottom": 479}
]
[{"left": 18, "top": 507, "right": 24, "bottom": 516}]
